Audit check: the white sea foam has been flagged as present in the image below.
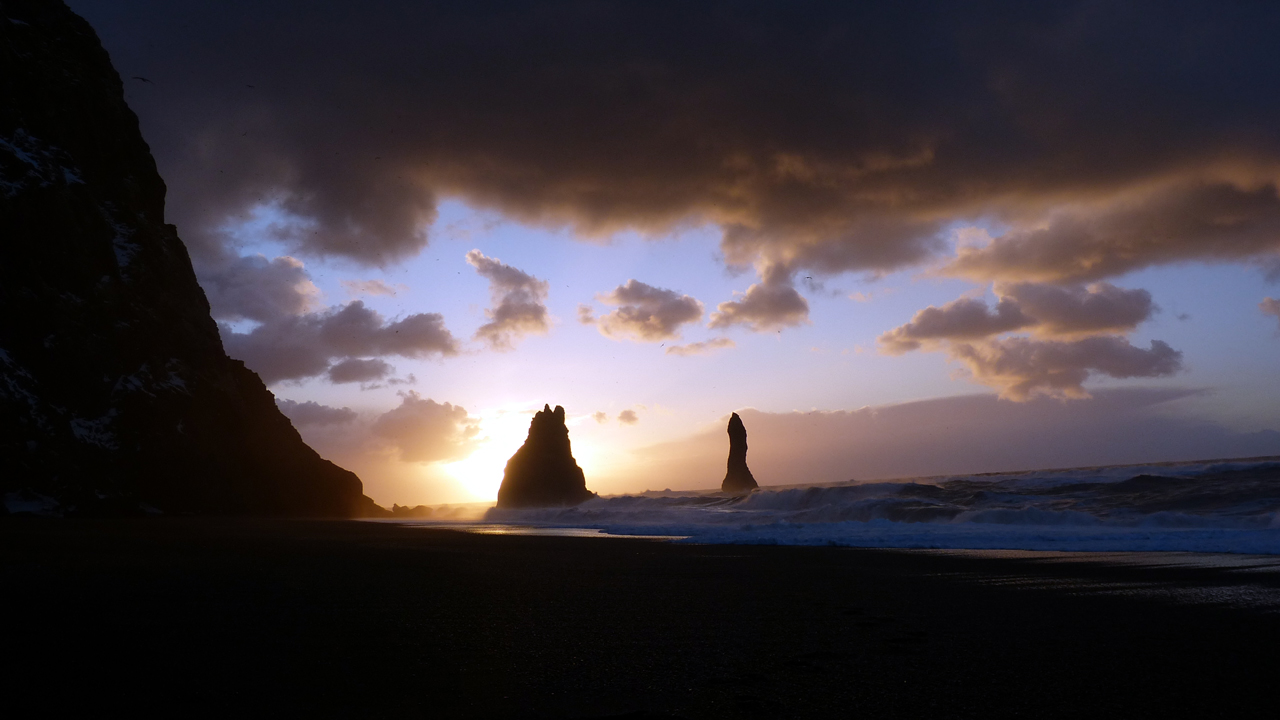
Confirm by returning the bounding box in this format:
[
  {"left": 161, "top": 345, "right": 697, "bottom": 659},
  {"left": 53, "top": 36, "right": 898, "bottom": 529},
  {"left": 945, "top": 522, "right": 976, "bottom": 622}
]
[{"left": 457, "top": 457, "right": 1280, "bottom": 553}]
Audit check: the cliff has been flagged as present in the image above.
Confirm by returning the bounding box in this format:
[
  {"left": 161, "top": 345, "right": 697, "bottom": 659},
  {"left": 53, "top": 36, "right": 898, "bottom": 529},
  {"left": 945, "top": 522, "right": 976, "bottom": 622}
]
[
  {"left": 0, "top": 0, "right": 372, "bottom": 516},
  {"left": 496, "top": 405, "right": 595, "bottom": 508}
]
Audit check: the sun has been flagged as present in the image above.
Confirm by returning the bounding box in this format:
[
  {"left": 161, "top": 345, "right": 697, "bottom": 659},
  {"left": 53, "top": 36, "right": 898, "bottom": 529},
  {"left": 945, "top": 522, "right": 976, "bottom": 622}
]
[{"left": 441, "top": 407, "right": 536, "bottom": 501}]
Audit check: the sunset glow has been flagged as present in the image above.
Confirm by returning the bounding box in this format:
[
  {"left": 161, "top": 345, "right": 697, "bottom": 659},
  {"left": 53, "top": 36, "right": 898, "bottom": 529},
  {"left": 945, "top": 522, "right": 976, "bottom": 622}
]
[{"left": 65, "top": 0, "right": 1280, "bottom": 508}]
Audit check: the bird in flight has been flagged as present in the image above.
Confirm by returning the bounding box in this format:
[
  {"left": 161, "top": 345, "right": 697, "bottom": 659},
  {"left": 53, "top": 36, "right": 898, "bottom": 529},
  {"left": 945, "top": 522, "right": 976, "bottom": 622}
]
[{"left": 131, "top": 76, "right": 153, "bottom": 84}]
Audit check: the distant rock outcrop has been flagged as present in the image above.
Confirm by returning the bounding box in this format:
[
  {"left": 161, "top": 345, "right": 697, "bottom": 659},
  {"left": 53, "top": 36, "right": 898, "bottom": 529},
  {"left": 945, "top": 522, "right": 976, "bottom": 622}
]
[
  {"left": 722, "top": 412, "right": 759, "bottom": 493},
  {"left": 496, "top": 405, "right": 595, "bottom": 508},
  {"left": 0, "top": 1, "right": 373, "bottom": 517}
]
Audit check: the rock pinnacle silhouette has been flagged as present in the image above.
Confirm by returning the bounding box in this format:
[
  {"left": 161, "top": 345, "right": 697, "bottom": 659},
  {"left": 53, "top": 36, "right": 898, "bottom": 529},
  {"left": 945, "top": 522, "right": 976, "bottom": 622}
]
[
  {"left": 721, "top": 412, "right": 759, "bottom": 493},
  {"left": 496, "top": 405, "right": 595, "bottom": 508}
]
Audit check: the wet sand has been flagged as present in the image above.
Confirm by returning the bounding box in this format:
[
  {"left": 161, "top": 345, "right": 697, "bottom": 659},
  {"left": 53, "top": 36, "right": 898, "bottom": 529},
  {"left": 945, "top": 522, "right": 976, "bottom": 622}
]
[{"left": 5, "top": 518, "right": 1279, "bottom": 718}]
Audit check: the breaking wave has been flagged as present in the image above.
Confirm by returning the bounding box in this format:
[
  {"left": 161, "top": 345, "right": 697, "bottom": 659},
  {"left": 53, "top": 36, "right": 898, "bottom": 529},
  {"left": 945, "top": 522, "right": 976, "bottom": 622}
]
[{"left": 468, "top": 458, "right": 1280, "bottom": 553}]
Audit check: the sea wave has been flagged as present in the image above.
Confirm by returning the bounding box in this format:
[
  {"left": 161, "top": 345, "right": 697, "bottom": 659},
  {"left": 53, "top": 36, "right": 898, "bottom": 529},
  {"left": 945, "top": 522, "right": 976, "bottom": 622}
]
[{"left": 466, "top": 457, "right": 1280, "bottom": 553}]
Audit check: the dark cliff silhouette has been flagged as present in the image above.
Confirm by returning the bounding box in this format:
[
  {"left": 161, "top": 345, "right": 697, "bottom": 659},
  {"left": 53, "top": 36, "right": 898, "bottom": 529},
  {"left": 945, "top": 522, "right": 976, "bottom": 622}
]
[
  {"left": 496, "top": 405, "right": 595, "bottom": 508},
  {"left": 722, "top": 412, "right": 759, "bottom": 493},
  {"left": 0, "top": 0, "right": 373, "bottom": 517}
]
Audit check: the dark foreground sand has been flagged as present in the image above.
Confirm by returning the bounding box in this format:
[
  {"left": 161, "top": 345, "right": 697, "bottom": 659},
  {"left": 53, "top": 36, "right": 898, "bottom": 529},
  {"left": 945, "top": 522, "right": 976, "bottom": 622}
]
[{"left": 5, "top": 519, "right": 1280, "bottom": 718}]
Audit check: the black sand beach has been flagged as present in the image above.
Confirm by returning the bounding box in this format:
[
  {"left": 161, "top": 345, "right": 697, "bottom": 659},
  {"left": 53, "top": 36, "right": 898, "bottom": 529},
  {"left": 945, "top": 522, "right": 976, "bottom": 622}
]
[{"left": 6, "top": 519, "right": 1279, "bottom": 719}]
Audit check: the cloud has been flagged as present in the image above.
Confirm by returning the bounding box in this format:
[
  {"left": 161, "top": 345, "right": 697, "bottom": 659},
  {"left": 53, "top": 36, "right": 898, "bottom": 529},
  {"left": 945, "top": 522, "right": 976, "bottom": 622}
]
[
  {"left": 276, "top": 398, "right": 357, "bottom": 427},
  {"left": 220, "top": 300, "right": 457, "bottom": 383},
  {"left": 949, "top": 336, "right": 1182, "bottom": 400},
  {"left": 666, "top": 337, "right": 736, "bottom": 357},
  {"left": 83, "top": 2, "right": 1280, "bottom": 284},
  {"left": 593, "top": 411, "right": 608, "bottom": 424},
  {"left": 627, "top": 390, "right": 1280, "bottom": 491},
  {"left": 708, "top": 265, "right": 810, "bottom": 332},
  {"left": 371, "top": 391, "right": 479, "bottom": 463},
  {"left": 1263, "top": 297, "right": 1280, "bottom": 328},
  {"left": 201, "top": 253, "right": 320, "bottom": 323},
  {"left": 946, "top": 183, "right": 1280, "bottom": 284},
  {"left": 997, "top": 282, "right": 1156, "bottom": 337},
  {"left": 877, "top": 280, "right": 1168, "bottom": 397},
  {"left": 587, "top": 280, "right": 703, "bottom": 342},
  {"left": 617, "top": 409, "right": 639, "bottom": 425},
  {"left": 326, "top": 357, "right": 393, "bottom": 384},
  {"left": 879, "top": 282, "right": 1156, "bottom": 354},
  {"left": 466, "top": 250, "right": 550, "bottom": 350},
  {"left": 341, "top": 279, "right": 404, "bottom": 297},
  {"left": 879, "top": 297, "right": 1032, "bottom": 354}
]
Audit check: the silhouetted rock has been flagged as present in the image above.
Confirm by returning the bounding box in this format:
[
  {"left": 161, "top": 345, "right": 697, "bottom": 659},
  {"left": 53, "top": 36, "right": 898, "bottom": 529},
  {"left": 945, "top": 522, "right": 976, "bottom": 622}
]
[
  {"left": 497, "top": 405, "right": 595, "bottom": 508},
  {"left": 0, "top": 1, "right": 373, "bottom": 517},
  {"left": 391, "top": 504, "right": 434, "bottom": 518},
  {"left": 722, "top": 412, "right": 759, "bottom": 493}
]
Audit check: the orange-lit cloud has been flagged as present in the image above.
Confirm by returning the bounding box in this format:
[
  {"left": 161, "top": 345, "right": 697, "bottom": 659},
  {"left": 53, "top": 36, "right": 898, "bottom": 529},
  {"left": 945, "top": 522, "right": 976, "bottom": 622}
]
[
  {"left": 617, "top": 409, "right": 639, "bottom": 425},
  {"left": 371, "top": 391, "right": 480, "bottom": 463}
]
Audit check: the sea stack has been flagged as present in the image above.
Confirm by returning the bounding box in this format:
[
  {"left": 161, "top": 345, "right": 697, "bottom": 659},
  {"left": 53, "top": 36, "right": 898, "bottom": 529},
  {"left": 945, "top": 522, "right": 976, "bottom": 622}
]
[
  {"left": 496, "top": 405, "right": 595, "bottom": 508},
  {"left": 721, "top": 412, "right": 759, "bottom": 493}
]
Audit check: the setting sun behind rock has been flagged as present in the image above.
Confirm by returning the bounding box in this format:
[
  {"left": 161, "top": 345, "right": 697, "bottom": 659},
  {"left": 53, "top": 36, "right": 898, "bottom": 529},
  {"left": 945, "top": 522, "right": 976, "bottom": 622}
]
[{"left": 442, "top": 406, "right": 540, "bottom": 501}]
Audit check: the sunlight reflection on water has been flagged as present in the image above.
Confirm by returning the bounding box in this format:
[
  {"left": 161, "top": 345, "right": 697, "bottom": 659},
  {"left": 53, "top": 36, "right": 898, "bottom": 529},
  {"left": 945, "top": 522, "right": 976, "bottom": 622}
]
[{"left": 399, "top": 522, "right": 688, "bottom": 541}]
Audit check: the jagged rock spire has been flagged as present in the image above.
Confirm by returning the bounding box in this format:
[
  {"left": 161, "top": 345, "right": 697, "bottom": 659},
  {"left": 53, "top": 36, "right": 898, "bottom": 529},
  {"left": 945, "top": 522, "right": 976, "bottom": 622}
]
[
  {"left": 496, "top": 404, "right": 595, "bottom": 508},
  {"left": 721, "top": 412, "right": 759, "bottom": 493}
]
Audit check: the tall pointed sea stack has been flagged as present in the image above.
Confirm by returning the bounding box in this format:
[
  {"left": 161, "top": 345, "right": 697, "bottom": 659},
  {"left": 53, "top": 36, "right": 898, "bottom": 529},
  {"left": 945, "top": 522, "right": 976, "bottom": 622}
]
[
  {"left": 721, "top": 412, "right": 759, "bottom": 493},
  {"left": 0, "top": 2, "right": 372, "bottom": 516},
  {"left": 496, "top": 405, "right": 595, "bottom": 508}
]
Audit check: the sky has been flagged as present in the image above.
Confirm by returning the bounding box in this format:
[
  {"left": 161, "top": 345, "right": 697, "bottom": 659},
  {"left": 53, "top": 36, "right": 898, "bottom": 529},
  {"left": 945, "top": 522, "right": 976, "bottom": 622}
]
[{"left": 68, "top": 0, "right": 1280, "bottom": 506}]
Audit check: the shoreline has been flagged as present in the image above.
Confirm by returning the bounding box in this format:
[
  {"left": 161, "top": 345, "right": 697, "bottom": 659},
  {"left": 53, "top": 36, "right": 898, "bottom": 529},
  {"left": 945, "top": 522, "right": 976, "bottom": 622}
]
[{"left": 7, "top": 518, "right": 1280, "bottom": 717}]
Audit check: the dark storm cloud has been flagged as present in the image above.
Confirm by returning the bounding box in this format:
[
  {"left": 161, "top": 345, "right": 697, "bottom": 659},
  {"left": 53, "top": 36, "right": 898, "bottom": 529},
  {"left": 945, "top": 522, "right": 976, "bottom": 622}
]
[
  {"left": 71, "top": 0, "right": 1280, "bottom": 280},
  {"left": 220, "top": 300, "right": 457, "bottom": 383}
]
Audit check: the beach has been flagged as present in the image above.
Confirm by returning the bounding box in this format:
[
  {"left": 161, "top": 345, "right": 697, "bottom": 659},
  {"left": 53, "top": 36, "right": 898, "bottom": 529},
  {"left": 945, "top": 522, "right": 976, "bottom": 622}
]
[{"left": 5, "top": 518, "right": 1279, "bottom": 718}]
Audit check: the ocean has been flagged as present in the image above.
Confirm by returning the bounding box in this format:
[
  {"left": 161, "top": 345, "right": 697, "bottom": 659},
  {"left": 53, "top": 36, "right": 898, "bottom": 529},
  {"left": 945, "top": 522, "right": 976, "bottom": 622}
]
[{"left": 430, "top": 457, "right": 1280, "bottom": 554}]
